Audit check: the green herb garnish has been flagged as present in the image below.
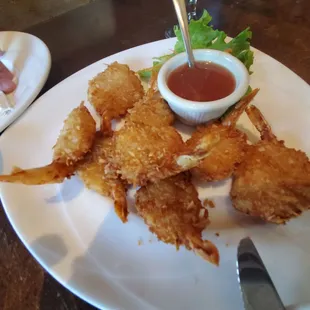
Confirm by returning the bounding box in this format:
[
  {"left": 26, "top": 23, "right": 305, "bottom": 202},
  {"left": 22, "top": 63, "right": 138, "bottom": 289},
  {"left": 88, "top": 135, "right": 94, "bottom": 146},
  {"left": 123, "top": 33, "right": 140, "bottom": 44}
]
[{"left": 138, "top": 10, "right": 254, "bottom": 78}]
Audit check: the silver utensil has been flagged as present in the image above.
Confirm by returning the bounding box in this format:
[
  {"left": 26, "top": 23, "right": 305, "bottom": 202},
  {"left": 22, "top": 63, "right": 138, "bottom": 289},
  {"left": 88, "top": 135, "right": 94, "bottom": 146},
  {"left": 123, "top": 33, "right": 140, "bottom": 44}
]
[
  {"left": 172, "top": 0, "right": 195, "bottom": 67},
  {"left": 165, "top": 0, "right": 198, "bottom": 38},
  {"left": 237, "top": 237, "right": 286, "bottom": 310}
]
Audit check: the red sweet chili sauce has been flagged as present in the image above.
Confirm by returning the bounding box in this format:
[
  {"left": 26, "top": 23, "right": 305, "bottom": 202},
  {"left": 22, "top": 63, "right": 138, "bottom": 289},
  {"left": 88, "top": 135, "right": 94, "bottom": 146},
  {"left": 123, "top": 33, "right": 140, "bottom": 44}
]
[{"left": 167, "top": 61, "right": 236, "bottom": 102}]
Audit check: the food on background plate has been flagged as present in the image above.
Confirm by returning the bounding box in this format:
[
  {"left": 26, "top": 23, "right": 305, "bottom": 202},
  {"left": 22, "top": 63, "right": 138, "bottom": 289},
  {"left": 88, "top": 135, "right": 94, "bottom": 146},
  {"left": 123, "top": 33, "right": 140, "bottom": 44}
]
[
  {"left": 0, "top": 61, "right": 16, "bottom": 94},
  {"left": 135, "top": 173, "right": 219, "bottom": 265},
  {"left": 186, "top": 89, "right": 258, "bottom": 182},
  {"left": 0, "top": 103, "right": 96, "bottom": 184},
  {"left": 88, "top": 62, "right": 144, "bottom": 134},
  {"left": 231, "top": 105, "right": 310, "bottom": 224},
  {"left": 77, "top": 133, "right": 128, "bottom": 223}
]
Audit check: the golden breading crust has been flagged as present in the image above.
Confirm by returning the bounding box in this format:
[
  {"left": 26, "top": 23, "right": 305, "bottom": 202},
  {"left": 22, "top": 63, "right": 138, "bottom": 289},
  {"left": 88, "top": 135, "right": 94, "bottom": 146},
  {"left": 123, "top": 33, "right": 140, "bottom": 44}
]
[
  {"left": 184, "top": 89, "right": 259, "bottom": 182},
  {"left": 186, "top": 124, "right": 248, "bottom": 182},
  {"left": 88, "top": 62, "right": 144, "bottom": 133},
  {"left": 111, "top": 123, "right": 185, "bottom": 186},
  {"left": 53, "top": 103, "right": 96, "bottom": 165},
  {"left": 231, "top": 140, "right": 310, "bottom": 223},
  {"left": 126, "top": 97, "right": 175, "bottom": 127},
  {"left": 231, "top": 105, "right": 310, "bottom": 224},
  {"left": 135, "top": 173, "right": 219, "bottom": 265},
  {"left": 77, "top": 133, "right": 128, "bottom": 222}
]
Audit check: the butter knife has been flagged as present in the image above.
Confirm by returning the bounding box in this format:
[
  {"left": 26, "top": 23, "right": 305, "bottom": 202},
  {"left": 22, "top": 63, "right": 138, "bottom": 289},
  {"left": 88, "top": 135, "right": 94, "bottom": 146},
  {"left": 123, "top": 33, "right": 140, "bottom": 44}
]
[{"left": 237, "top": 237, "right": 286, "bottom": 310}]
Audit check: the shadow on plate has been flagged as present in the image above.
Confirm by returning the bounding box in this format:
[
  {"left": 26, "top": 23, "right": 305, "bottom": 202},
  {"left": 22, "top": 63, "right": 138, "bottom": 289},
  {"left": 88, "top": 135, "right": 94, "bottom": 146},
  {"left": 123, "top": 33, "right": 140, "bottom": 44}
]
[
  {"left": 30, "top": 234, "right": 68, "bottom": 267},
  {"left": 66, "top": 208, "right": 225, "bottom": 310},
  {"left": 45, "top": 176, "right": 84, "bottom": 204},
  {"left": 286, "top": 303, "right": 310, "bottom": 310},
  {"left": 205, "top": 195, "right": 270, "bottom": 231}
]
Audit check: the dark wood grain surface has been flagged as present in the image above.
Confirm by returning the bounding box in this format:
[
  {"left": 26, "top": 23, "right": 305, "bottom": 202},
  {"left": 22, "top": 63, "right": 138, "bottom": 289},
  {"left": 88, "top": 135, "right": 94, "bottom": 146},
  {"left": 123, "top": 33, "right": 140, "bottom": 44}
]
[{"left": 0, "top": 0, "right": 310, "bottom": 309}]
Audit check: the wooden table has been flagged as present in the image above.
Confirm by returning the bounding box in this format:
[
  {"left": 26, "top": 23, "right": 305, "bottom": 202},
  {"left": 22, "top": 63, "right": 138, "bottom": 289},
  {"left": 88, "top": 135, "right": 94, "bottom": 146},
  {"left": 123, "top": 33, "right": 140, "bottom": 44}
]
[{"left": 0, "top": 0, "right": 309, "bottom": 309}]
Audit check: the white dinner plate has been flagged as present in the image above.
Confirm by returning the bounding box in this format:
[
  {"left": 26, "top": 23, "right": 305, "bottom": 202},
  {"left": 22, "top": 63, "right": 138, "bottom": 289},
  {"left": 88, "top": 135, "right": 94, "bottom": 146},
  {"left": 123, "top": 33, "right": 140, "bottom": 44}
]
[
  {"left": 0, "top": 38, "right": 310, "bottom": 310},
  {"left": 0, "top": 31, "right": 51, "bottom": 132}
]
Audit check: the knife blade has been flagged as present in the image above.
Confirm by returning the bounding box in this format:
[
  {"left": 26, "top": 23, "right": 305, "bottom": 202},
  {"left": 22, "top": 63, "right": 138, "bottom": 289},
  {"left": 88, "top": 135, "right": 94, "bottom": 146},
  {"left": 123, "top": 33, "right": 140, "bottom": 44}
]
[{"left": 237, "top": 237, "right": 286, "bottom": 310}]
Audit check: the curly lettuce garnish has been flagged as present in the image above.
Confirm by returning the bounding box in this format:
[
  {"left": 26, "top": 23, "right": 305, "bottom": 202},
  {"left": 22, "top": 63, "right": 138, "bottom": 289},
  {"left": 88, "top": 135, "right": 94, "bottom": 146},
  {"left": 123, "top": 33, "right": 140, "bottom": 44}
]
[{"left": 138, "top": 10, "right": 254, "bottom": 79}]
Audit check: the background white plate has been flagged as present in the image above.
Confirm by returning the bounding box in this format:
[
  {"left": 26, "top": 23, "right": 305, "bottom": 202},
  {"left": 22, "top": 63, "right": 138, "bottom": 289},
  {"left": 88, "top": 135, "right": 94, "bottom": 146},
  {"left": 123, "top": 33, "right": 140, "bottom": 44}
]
[
  {"left": 0, "top": 31, "right": 51, "bottom": 132},
  {"left": 0, "top": 38, "right": 310, "bottom": 310}
]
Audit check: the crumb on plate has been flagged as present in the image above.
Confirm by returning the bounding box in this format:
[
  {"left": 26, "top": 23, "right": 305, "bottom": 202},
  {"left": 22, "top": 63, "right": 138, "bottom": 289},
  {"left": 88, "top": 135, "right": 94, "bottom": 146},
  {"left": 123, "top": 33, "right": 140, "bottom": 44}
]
[{"left": 204, "top": 198, "right": 215, "bottom": 208}]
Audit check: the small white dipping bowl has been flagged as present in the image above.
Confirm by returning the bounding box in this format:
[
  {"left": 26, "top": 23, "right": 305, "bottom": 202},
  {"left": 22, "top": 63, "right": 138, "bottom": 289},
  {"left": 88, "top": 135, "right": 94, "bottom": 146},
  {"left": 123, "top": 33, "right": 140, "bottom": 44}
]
[{"left": 157, "top": 49, "right": 250, "bottom": 125}]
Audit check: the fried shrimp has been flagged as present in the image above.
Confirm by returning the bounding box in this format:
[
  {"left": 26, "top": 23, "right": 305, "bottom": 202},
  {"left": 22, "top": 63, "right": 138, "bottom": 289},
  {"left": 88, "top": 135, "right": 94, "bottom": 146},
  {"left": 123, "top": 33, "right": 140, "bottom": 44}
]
[
  {"left": 145, "top": 69, "right": 159, "bottom": 99},
  {"left": 111, "top": 123, "right": 185, "bottom": 186},
  {"left": 135, "top": 173, "right": 219, "bottom": 265},
  {"left": 111, "top": 119, "right": 222, "bottom": 186},
  {"left": 88, "top": 62, "right": 144, "bottom": 133},
  {"left": 186, "top": 89, "right": 259, "bottom": 182},
  {"left": 112, "top": 89, "right": 225, "bottom": 186},
  {"left": 230, "top": 105, "right": 310, "bottom": 224},
  {"left": 126, "top": 96, "right": 175, "bottom": 127},
  {"left": 186, "top": 125, "right": 247, "bottom": 182},
  {"left": 0, "top": 103, "right": 96, "bottom": 185},
  {"left": 77, "top": 133, "right": 128, "bottom": 222},
  {"left": 53, "top": 103, "right": 96, "bottom": 164}
]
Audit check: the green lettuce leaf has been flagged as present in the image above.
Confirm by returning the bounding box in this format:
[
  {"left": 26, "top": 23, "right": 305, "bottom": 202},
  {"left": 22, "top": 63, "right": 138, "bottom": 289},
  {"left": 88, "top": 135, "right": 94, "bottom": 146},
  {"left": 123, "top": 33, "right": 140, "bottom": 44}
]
[
  {"left": 138, "top": 67, "right": 153, "bottom": 79},
  {"left": 137, "top": 9, "right": 254, "bottom": 78},
  {"left": 174, "top": 11, "right": 253, "bottom": 70},
  {"left": 174, "top": 10, "right": 222, "bottom": 52},
  {"left": 137, "top": 53, "right": 176, "bottom": 79}
]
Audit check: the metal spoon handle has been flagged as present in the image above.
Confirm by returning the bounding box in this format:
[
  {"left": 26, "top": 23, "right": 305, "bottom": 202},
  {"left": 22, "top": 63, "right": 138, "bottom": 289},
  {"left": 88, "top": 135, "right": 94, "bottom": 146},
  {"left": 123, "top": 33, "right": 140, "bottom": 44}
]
[{"left": 172, "top": 0, "right": 195, "bottom": 67}]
